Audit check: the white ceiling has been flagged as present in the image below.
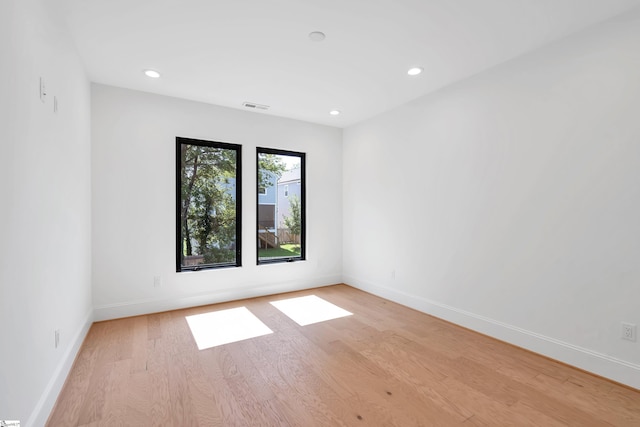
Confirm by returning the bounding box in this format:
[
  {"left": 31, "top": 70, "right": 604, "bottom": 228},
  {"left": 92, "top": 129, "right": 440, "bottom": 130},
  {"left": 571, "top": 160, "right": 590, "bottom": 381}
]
[{"left": 59, "top": 0, "right": 640, "bottom": 128}]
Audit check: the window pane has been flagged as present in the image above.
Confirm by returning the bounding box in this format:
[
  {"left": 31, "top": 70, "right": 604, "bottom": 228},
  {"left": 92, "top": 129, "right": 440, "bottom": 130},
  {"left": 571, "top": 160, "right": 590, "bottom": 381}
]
[
  {"left": 257, "top": 148, "right": 305, "bottom": 264},
  {"left": 177, "top": 138, "right": 241, "bottom": 271}
]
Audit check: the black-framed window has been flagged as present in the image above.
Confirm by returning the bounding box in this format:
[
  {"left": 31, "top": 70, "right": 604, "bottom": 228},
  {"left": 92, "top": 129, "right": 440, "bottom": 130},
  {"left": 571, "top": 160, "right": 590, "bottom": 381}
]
[
  {"left": 257, "top": 148, "right": 305, "bottom": 264},
  {"left": 176, "top": 137, "right": 242, "bottom": 271}
]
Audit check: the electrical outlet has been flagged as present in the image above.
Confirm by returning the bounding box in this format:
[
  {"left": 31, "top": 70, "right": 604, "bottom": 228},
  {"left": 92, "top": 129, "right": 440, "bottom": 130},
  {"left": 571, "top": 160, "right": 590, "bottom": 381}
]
[
  {"left": 621, "top": 322, "right": 636, "bottom": 342},
  {"left": 54, "top": 329, "right": 60, "bottom": 349},
  {"left": 153, "top": 275, "right": 162, "bottom": 288}
]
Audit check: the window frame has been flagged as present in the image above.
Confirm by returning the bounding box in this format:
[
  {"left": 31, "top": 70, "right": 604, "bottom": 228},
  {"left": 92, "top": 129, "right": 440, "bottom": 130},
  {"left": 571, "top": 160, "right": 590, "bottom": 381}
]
[
  {"left": 176, "top": 137, "right": 242, "bottom": 272},
  {"left": 256, "top": 147, "right": 306, "bottom": 265}
]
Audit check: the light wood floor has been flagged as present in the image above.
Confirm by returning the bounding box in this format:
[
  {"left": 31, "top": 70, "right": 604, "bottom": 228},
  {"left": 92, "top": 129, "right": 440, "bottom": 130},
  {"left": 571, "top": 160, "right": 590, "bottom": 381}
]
[{"left": 48, "top": 284, "right": 640, "bottom": 426}]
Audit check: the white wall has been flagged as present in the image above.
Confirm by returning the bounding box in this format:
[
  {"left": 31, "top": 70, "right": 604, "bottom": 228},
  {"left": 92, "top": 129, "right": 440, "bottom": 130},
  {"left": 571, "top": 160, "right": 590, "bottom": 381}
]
[
  {"left": 91, "top": 85, "right": 343, "bottom": 320},
  {"left": 343, "top": 9, "right": 640, "bottom": 388},
  {"left": 0, "top": 0, "right": 93, "bottom": 425}
]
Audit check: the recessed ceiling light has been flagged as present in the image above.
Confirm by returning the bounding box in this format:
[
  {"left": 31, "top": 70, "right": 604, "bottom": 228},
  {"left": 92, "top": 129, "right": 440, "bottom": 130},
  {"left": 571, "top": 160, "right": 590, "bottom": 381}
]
[
  {"left": 407, "top": 67, "right": 423, "bottom": 76},
  {"left": 329, "top": 110, "right": 340, "bottom": 116},
  {"left": 144, "top": 69, "right": 161, "bottom": 78},
  {"left": 309, "top": 31, "right": 326, "bottom": 42}
]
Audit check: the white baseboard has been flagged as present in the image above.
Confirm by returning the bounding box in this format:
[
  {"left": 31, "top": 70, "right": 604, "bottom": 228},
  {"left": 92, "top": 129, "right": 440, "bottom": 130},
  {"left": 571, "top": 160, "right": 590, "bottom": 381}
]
[
  {"left": 94, "top": 275, "right": 343, "bottom": 321},
  {"left": 344, "top": 275, "right": 640, "bottom": 390},
  {"left": 27, "top": 309, "right": 94, "bottom": 427}
]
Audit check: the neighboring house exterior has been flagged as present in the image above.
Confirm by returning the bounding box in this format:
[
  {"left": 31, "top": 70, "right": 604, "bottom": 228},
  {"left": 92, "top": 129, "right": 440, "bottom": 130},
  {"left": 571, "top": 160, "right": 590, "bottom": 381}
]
[
  {"left": 277, "top": 167, "right": 302, "bottom": 228},
  {"left": 221, "top": 176, "right": 236, "bottom": 201},
  {"left": 258, "top": 171, "right": 278, "bottom": 231},
  {"left": 257, "top": 167, "right": 301, "bottom": 248}
]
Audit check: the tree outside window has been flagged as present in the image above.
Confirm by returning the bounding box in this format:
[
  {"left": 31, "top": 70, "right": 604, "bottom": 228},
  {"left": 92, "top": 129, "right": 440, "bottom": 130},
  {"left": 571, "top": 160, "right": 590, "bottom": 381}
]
[{"left": 176, "top": 138, "right": 242, "bottom": 271}]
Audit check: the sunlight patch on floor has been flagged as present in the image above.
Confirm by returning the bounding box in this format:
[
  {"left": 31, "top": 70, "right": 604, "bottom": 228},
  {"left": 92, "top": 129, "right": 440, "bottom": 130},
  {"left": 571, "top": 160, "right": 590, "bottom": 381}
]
[
  {"left": 186, "top": 307, "right": 273, "bottom": 350},
  {"left": 270, "top": 295, "right": 353, "bottom": 326}
]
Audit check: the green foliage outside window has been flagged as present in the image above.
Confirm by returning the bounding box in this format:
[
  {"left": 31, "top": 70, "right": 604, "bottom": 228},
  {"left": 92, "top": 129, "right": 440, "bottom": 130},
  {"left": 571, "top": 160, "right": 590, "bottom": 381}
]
[{"left": 178, "top": 140, "right": 240, "bottom": 269}]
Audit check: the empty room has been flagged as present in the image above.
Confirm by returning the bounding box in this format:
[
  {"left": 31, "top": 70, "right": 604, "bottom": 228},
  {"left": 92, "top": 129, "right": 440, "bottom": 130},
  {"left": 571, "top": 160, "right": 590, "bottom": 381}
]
[{"left": 1, "top": 0, "right": 640, "bottom": 425}]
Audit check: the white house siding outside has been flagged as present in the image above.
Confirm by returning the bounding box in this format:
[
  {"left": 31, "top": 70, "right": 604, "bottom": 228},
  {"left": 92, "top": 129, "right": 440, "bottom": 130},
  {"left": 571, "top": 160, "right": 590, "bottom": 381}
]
[{"left": 277, "top": 168, "right": 301, "bottom": 228}]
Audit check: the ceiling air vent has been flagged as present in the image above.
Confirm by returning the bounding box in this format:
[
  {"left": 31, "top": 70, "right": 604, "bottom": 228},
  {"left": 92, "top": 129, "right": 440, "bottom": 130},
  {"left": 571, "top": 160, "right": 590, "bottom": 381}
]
[{"left": 243, "top": 101, "right": 270, "bottom": 110}]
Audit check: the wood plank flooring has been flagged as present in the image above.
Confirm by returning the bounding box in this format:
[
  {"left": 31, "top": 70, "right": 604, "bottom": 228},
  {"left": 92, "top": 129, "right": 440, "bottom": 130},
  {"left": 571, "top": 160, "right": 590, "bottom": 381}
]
[{"left": 47, "top": 285, "right": 640, "bottom": 426}]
